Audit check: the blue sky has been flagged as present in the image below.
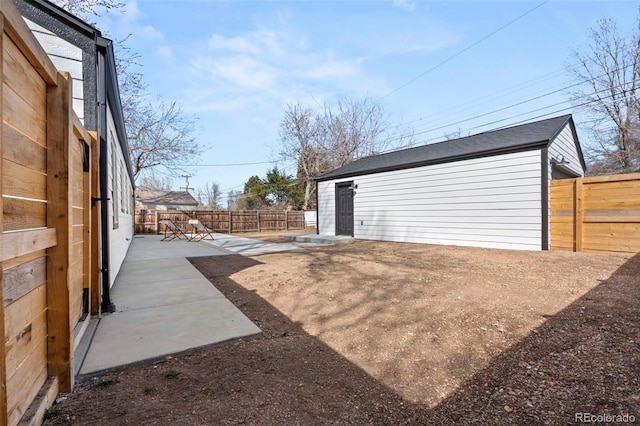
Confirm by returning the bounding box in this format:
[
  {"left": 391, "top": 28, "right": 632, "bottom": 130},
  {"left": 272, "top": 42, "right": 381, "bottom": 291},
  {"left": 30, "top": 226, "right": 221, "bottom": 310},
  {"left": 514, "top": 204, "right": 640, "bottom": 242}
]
[{"left": 93, "top": 0, "right": 639, "bottom": 200}]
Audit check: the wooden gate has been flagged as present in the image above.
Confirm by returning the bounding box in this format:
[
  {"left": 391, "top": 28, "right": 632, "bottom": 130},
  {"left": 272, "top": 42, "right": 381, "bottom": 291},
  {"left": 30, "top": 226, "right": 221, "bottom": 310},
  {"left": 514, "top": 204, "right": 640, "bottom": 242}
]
[
  {"left": 550, "top": 173, "right": 640, "bottom": 254},
  {"left": 0, "top": 4, "right": 98, "bottom": 424}
]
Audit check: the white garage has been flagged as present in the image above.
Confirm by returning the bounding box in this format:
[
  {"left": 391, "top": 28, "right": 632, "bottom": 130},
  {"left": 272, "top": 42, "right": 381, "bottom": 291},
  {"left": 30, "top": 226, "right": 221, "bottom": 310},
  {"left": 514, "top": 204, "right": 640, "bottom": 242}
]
[{"left": 315, "top": 115, "right": 586, "bottom": 250}]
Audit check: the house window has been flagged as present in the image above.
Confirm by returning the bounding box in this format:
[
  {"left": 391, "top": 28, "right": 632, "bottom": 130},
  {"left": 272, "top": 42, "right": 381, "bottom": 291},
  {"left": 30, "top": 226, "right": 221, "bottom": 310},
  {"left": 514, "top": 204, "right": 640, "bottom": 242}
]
[
  {"left": 120, "top": 164, "right": 125, "bottom": 213},
  {"left": 111, "top": 138, "right": 119, "bottom": 229}
]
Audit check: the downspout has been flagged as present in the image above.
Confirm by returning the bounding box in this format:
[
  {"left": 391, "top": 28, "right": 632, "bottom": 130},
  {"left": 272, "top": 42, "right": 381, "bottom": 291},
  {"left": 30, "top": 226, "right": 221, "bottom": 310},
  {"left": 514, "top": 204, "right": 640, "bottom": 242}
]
[{"left": 97, "top": 42, "right": 115, "bottom": 312}]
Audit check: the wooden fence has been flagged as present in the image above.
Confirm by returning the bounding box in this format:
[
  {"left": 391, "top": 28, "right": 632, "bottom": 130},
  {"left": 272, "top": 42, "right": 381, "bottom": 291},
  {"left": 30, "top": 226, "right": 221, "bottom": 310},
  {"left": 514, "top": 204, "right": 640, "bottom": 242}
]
[
  {"left": 550, "top": 173, "right": 640, "bottom": 254},
  {"left": 135, "top": 210, "right": 307, "bottom": 235},
  {"left": 0, "top": 3, "right": 98, "bottom": 424}
]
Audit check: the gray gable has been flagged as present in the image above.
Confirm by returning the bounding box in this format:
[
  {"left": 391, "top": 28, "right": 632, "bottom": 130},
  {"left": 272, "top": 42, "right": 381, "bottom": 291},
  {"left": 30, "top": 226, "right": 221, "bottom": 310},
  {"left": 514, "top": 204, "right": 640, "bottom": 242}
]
[{"left": 317, "top": 115, "right": 583, "bottom": 182}]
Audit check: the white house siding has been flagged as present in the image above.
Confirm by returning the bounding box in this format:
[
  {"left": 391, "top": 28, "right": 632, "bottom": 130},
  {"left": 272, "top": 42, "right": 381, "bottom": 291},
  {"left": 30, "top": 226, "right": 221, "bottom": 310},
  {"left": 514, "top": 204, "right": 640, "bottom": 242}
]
[
  {"left": 106, "top": 105, "right": 133, "bottom": 287},
  {"left": 23, "top": 18, "right": 84, "bottom": 122},
  {"left": 548, "top": 124, "right": 584, "bottom": 179},
  {"left": 319, "top": 150, "right": 544, "bottom": 250}
]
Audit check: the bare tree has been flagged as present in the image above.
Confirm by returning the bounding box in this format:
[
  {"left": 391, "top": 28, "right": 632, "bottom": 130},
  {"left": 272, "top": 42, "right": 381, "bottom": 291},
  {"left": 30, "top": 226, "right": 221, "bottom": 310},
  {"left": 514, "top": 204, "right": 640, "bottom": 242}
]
[
  {"left": 128, "top": 101, "right": 202, "bottom": 182},
  {"left": 226, "top": 190, "right": 243, "bottom": 210},
  {"left": 279, "top": 98, "right": 413, "bottom": 209},
  {"left": 324, "top": 97, "right": 392, "bottom": 167},
  {"left": 197, "top": 181, "right": 223, "bottom": 209},
  {"left": 137, "top": 174, "right": 173, "bottom": 191},
  {"left": 279, "top": 104, "right": 329, "bottom": 210},
  {"left": 570, "top": 15, "right": 640, "bottom": 174},
  {"left": 50, "top": 0, "right": 124, "bottom": 17},
  {"left": 50, "top": 1, "right": 204, "bottom": 184}
]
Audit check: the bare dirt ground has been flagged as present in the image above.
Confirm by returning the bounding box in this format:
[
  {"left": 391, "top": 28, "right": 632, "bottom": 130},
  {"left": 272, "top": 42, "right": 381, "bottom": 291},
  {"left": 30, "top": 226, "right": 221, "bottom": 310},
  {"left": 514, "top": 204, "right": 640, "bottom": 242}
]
[{"left": 45, "top": 234, "right": 640, "bottom": 425}]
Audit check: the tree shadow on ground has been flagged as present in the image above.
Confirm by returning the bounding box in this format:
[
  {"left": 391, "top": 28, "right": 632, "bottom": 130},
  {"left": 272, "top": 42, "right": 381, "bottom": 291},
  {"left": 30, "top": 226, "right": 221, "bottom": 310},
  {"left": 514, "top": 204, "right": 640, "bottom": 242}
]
[
  {"left": 45, "top": 252, "right": 639, "bottom": 425},
  {"left": 430, "top": 251, "right": 640, "bottom": 424},
  {"left": 189, "top": 252, "right": 639, "bottom": 424}
]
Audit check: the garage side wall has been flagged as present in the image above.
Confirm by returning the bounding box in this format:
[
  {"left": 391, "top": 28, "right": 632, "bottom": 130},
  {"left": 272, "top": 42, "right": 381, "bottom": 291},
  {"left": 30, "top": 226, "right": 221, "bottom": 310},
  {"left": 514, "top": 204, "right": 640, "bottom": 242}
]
[
  {"left": 319, "top": 150, "right": 544, "bottom": 250},
  {"left": 548, "top": 124, "right": 583, "bottom": 178}
]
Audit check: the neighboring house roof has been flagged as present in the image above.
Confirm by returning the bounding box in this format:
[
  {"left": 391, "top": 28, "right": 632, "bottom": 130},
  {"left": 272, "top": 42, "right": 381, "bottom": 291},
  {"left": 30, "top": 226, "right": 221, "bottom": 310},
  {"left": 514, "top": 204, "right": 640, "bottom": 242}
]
[
  {"left": 317, "top": 114, "right": 585, "bottom": 182},
  {"left": 136, "top": 188, "right": 199, "bottom": 206}
]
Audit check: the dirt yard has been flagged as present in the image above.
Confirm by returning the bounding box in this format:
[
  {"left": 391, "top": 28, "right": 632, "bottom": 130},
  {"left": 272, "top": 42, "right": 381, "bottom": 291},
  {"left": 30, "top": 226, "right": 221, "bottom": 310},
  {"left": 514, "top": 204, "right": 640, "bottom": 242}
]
[{"left": 45, "top": 235, "right": 639, "bottom": 425}]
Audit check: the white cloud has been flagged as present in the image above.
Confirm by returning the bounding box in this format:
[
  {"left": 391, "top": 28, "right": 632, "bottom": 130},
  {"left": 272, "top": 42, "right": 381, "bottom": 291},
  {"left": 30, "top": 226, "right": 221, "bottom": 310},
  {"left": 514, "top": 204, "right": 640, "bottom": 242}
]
[
  {"left": 138, "top": 25, "right": 164, "bottom": 41},
  {"left": 156, "top": 46, "right": 173, "bottom": 59},
  {"left": 186, "top": 27, "right": 375, "bottom": 113},
  {"left": 393, "top": 0, "right": 416, "bottom": 11},
  {"left": 208, "top": 30, "right": 284, "bottom": 57},
  {"left": 303, "top": 57, "right": 364, "bottom": 81}
]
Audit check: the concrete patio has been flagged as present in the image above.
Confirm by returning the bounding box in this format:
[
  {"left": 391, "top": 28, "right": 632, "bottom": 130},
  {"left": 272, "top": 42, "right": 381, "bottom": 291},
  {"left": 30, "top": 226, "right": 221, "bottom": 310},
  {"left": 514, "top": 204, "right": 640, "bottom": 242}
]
[
  {"left": 79, "top": 235, "right": 260, "bottom": 375},
  {"left": 78, "top": 232, "right": 351, "bottom": 376}
]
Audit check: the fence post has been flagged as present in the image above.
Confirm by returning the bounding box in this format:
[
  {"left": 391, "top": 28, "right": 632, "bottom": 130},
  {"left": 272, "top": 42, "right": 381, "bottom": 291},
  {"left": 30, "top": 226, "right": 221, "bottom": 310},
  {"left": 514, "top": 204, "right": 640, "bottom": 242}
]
[
  {"left": 229, "top": 211, "right": 232, "bottom": 234},
  {"left": 575, "top": 178, "right": 583, "bottom": 252},
  {"left": 257, "top": 211, "right": 261, "bottom": 232},
  {"left": 46, "top": 71, "right": 73, "bottom": 392},
  {"left": 0, "top": 14, "right": 6, "bottom": 419},
  {"left": 155, "top": 210, "right": 159, "bottom": 234},
  {"left": 285, "top": 210, "right": 289, "bottom": 230}
]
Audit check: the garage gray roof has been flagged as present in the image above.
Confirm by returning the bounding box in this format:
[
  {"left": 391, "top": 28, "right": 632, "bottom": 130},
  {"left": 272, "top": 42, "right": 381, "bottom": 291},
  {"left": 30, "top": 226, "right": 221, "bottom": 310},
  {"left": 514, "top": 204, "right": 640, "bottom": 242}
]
[{"left": 317, "top": 114, "right": 583, "bottom": 181}]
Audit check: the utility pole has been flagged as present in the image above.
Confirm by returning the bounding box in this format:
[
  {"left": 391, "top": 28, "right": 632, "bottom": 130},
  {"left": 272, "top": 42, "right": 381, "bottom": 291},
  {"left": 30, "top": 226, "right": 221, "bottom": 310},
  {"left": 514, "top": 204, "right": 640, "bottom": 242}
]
[{"left": 180, "top": 175, "right": 192, "bottom": 193}]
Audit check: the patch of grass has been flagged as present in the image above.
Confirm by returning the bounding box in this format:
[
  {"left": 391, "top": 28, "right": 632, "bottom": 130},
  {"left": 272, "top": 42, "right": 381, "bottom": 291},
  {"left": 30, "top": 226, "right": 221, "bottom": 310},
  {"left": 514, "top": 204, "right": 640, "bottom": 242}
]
[
  {"left": 92, "top": 377, "right": 119, "bottom": 388},
  {"left": 166, "top": 370, "right": 180, "bottom": 379},
  {"left": 43, "top": 404, "right": 61, "bottom": 420}
]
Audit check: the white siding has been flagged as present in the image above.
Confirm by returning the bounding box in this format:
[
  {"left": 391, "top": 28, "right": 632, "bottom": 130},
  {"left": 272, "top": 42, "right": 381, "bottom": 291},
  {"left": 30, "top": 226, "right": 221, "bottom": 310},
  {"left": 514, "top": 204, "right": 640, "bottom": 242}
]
[
  {"left": 24, "top": 18, "right": 85, "bottom": 123},
  {"left": 106, "top": 105, "right": 133, "bottom": 287},
  {"left": 319, "top": 150, "right": 544, "bottom": 250},
  {"left": 548, "top": 123, "right": 584, "bottom": 179}
]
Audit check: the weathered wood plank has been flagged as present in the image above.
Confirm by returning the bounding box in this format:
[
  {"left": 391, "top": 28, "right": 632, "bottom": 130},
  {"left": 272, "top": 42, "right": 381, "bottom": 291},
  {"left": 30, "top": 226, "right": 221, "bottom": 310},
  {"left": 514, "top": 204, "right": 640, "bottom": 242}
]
[
  {"left": 582, "top": 172, "right": 640, "bottom": 184},
  {"left": 6, "top": 339, "right": 46, "bottom": 426},
  {"left": 0, "top": 18, "right": 7, "bottom": 426},
  {"left": 3, "top": 257, "right": 46, "bottom": 307},
  {"left": 15, "top": 376, "right": 58, "bottom": 426},
  {"left": 1, "top": 2, "right": 57, "bottom": 85},
  {"left": 1, "top": 124, "right": 46, "bottom": 173},
  {"left": 46, "top": 71, "right": 74, "bottom": 392},
  {"left": 2, "top": 34, "right": 47, "bottom": 108},
  {"left": 575, "top": 179, "right": 583, "bottom": 252},
  {"left": 2, "top": 196, "right": 46, "bottom": 231},
  {"left": 0, "top": 228, "right": 56, "bottom": 262},
  {"left": 2, "top": 82, "right": 46, "bottom": 144},
  {"left": 5, "top": 305, "right": 46, "bottom": 380},
  {"left": 1, "top": 250, "right": 44, "bottom": 272},
  {"left": 2, "top": 159, "right": 46, "bottom": 200}
]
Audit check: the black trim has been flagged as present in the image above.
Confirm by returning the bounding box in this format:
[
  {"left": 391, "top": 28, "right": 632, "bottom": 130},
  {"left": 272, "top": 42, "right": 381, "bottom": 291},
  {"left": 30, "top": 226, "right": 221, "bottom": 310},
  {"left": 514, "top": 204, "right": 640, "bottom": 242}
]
[
  {"left": 316, "top": 143, "right": 548, "bottom": 182},
  {"left": 541, "top": 148, "right": 549, "bottom": 251},
  {"left": 97, "top": 51, "right": 115, "bottom": 313},
  {"left": 96, "top": 36, "right": 134, "bottom": 183}
]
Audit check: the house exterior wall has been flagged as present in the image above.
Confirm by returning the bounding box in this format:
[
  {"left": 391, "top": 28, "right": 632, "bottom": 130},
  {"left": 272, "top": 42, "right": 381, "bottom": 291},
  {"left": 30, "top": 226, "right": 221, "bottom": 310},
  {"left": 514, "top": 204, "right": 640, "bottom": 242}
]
[
  {"left": 23, "top": 18, "right": 85, "bottom": 122},
  {"left": 548, "top": 124, "right": 584, "bottom": 179},
  {"left": 106, "top": 105, "right": 133, "bottom": 287},
  {"left": 318, "top": 150, "right": 544, "bottom": 250}
]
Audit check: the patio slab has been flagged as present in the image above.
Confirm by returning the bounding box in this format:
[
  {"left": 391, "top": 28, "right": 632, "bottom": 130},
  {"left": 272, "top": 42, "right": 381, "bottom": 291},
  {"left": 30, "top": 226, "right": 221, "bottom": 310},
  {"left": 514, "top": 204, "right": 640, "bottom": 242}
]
[{"left": 79, "top": 235, "right": 260, "bottom": 375}]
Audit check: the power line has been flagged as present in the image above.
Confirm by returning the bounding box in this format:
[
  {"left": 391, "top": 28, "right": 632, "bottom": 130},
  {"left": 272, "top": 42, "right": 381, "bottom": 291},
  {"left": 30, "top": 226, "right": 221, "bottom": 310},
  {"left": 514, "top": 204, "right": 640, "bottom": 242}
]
[
  {"left": 387, "top": 81, "right": 634, "bottom": 150},
  {"left": 378, "top": 0, "right": 550, "bottom": 100},
  {"left": 378, "top": 62, "right": 635, "bottom": 147},
  {"left": 176, "top": 160, "right": 274, "bottom": 167}
]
